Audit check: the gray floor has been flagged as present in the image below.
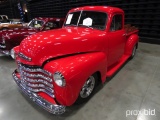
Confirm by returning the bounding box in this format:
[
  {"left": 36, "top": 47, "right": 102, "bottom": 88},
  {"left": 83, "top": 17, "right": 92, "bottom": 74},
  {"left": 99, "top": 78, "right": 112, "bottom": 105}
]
[{"left": 0, "top": 42, "right": 160, "bottom": 120}]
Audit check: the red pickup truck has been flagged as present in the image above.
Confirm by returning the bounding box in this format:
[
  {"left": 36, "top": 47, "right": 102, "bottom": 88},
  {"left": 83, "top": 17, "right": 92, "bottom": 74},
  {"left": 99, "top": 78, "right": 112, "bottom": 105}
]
[
  {"left": 12, "top": 6, "right": 139, "bottom": 114},
  {"left": 0, "top": 17, "right": 64, "bottom": 56}
]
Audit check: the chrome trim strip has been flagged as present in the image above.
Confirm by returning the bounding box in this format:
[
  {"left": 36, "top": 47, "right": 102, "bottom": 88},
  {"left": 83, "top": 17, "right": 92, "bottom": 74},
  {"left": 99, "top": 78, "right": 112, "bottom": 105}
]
[
  {"left": 18, "top": 52, "right": 32, "bottom": 61},
  {"left": 0, "top": 44, "right": 6, "bottom": 48},
  {"left": 12, "top": 71, "right": 65, "bottom": 114}
]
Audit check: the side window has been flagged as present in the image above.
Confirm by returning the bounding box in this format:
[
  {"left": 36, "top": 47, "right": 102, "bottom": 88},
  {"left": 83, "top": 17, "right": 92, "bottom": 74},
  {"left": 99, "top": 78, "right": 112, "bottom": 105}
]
[
  {"left": 110, "top": 14, "right": 122, "bottom": 31},
  {"left": 3, "top": 16, "right": 7, "bottom": 20},
  {"left": 45, "top": 22, "right": 59, "bottom": 30}
]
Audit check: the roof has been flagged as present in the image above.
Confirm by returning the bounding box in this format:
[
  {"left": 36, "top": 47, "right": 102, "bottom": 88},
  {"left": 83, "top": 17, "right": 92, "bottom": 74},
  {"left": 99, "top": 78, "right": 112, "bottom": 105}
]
[{"left": 69, "top": 6, "right": 124, "bottom": 14}]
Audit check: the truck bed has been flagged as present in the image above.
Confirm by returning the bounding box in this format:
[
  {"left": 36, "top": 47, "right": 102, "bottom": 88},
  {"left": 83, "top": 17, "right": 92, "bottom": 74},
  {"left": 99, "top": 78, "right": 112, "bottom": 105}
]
[{"left": 124, "top": 24, "right": 139, "bottom": 36}]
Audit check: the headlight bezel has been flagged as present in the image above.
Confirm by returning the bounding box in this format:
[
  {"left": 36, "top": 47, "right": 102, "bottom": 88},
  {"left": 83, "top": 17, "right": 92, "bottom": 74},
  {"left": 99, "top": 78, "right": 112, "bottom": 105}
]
[{"left": 53, "top": 72, "right": 66, "bottom": 87}]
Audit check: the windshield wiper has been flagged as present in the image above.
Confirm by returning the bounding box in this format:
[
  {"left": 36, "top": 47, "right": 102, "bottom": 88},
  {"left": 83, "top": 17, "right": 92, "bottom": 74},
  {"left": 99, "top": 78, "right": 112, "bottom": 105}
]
[{"left": 78, "top": 24, "right": 93, "bottom": 29}]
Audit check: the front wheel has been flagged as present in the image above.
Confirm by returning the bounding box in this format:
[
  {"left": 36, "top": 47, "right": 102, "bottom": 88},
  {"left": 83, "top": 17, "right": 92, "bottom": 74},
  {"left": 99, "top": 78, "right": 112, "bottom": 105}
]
[{"left": 75, "top": 73, "right": 98, "bottom": 104}]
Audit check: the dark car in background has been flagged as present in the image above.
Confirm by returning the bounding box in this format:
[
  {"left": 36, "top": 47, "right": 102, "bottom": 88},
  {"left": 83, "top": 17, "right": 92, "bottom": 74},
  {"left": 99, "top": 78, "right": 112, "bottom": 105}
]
[{"left": 0, "top": 17, "right": 64, "bottom": 56}]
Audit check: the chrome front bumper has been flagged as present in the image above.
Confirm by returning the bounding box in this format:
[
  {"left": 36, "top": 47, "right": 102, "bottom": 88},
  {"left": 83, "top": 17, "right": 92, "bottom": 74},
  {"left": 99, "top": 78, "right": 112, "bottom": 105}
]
[{"left": 12, "top": 70, "right": 66, "bottom": 115}]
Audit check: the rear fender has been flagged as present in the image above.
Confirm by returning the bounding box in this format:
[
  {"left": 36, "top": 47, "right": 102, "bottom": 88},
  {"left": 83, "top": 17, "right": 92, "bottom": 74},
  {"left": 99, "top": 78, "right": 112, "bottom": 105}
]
[
  {"left": 43, "top": 52, "right": 107, "bottom": 106},
  {"left": 124, "top": 34, "right": 139, "bottom": 56}
]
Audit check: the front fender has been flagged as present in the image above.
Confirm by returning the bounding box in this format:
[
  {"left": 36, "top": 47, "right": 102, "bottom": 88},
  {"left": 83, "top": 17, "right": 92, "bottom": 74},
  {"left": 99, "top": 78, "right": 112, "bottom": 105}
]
[
  {"left": 43, "top": 52, "right": 107, "bottom": 106},
  {"left": 125, "top": 34, "right": 139, "bottom": 56}
]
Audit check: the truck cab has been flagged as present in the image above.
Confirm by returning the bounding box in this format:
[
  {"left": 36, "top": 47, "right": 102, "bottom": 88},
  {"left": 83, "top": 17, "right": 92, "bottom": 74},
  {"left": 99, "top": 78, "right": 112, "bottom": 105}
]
[{"left": 12, "top": 6, "right": 139, "bottom": 114}]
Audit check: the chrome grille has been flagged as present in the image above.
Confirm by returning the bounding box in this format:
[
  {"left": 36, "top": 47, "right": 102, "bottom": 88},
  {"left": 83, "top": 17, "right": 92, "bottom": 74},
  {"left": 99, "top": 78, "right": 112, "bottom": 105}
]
[{"left": 18, "top": 63, "right": 54, "bottom": 98}]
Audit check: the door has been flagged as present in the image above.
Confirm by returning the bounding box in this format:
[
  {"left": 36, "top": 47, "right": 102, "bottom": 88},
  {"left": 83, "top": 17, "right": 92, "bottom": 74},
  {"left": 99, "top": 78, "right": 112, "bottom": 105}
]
[{"left": 107, "top": 14, "right": 126, "bottom": 66}]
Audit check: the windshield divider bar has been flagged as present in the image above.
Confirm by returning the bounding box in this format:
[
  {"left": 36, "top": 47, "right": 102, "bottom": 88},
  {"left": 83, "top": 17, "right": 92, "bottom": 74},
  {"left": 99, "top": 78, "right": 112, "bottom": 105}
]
[{"left": 77, "top": 10, "right": 83, "bottom": 26}]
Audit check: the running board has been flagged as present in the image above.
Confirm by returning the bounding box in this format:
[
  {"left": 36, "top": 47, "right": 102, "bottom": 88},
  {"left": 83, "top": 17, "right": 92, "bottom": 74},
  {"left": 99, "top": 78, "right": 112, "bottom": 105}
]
[{"left": 106, "top": 55, "right": 130, "bottom": 77}]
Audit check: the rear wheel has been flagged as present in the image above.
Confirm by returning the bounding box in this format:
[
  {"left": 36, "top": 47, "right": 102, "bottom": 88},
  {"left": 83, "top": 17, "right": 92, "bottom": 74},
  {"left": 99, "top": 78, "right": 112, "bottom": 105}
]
[
  {"left": 76, "top": 73, "right": 98, "bottom": 104},
  {"left": 130, "top": 45, "right": 136, "bottom": 59}
]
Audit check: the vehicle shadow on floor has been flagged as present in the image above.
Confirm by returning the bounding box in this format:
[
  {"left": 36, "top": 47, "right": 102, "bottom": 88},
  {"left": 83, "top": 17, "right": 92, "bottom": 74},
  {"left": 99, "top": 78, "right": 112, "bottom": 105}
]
[
  {"left": 0, "top": 55, "right": 15, "bottom": 67},
  {"left": 0, "top": 55, "right": 13, "bottom": 61}
]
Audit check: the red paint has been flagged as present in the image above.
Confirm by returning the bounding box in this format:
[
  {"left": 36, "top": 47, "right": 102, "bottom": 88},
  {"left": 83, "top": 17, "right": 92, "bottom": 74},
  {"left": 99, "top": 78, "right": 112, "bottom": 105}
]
[{"left": 13, "top": 6, "right": 139, "bottom": 106}]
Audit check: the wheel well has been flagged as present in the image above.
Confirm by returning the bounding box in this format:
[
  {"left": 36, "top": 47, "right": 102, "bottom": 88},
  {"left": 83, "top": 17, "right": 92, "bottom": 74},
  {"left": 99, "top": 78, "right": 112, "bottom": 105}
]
[
  {"left": 95, "top": 71, "right": 102, "bottom": 85},
  {"left": 136, "top": 43, "right": 138, "bottom": 49}
]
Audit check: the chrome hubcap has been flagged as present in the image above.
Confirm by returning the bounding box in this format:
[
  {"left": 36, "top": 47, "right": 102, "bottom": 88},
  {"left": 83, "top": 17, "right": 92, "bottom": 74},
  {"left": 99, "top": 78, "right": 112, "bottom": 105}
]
[{"left": 80, "top": 76, "right": 95, "bottom": 98}]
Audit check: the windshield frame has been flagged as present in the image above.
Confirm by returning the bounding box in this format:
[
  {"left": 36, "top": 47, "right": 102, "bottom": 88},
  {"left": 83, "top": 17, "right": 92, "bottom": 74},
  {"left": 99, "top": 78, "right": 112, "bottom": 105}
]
[{"left": 64, "top": 10, "right": 108, "bottom": 31}]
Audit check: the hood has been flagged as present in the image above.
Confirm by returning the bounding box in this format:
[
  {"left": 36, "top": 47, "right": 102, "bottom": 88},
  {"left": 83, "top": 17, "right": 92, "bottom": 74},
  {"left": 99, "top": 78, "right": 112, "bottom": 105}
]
[
  {"left": 3, "top": 28, "right": 38, "bottom": 39},
  {"left": 0, "top": 27, "right": 37, "bottom": 45},
  {"left": 0, "top": 27, "right": 38, "bottom": 50},
  {"left": 19, "top": 27, "right": 106, "bottom": 66}
]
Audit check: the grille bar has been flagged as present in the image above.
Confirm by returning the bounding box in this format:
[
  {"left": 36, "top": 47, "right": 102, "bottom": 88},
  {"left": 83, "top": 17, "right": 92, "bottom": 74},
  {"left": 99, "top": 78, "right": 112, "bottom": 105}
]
[
  {"left": 13, "top": 71, "right": 65, "bottom": 114},
  {"left": 20, "top": 65, "right": 52, "bottom": 77},
  {"left": 27, "top": 83, "right": 54, "bottom": 93},
  {"left": 21, "top": 71, "right": 52, "bottom": 82},
  {"left": 21, "top": 82, "right": 54, "bottom": 98},
  {"left": 18, "top": 63, "right": 54, "bottom": 98},
  {"left": 23, "top": 77, "right": 53, "bottom": 88}
]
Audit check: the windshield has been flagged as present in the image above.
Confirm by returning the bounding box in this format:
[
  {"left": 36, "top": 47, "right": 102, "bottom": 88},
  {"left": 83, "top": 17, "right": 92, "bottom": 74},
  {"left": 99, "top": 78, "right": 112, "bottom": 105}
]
[
  {"left": 2, "top": 16, "right": 8, "bottom": 20},
  {"left": 64, "top": 11, "right": 107, "bottom": 30},
  {"left": 28, "top": 19, "right": 44, "bottom": 28}
]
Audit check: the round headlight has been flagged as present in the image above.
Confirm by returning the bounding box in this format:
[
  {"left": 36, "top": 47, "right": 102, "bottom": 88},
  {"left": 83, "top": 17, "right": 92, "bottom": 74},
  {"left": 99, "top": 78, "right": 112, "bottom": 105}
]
[
  {"left": 53, "top": 72, "right": 66, "bottom": 87},
  {"left": 10, "top": 49, "right": 16, "bottom": 59}
]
